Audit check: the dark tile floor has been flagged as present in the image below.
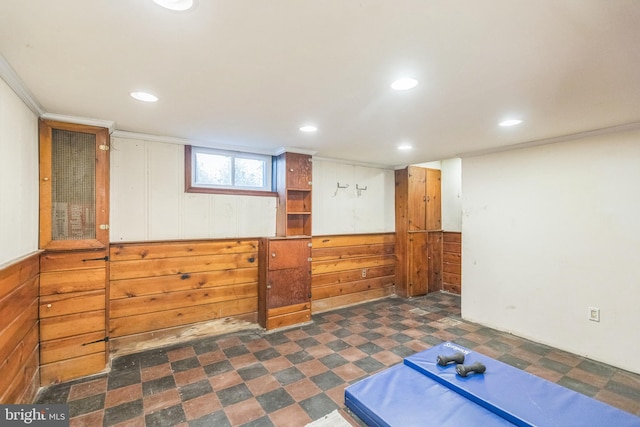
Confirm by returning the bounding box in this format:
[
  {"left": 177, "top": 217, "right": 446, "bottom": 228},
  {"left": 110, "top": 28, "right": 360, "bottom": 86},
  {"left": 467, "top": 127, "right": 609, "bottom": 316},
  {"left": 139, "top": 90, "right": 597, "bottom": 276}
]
[{"left": 36, "top": 292, "right": 640, "bottom": 426}]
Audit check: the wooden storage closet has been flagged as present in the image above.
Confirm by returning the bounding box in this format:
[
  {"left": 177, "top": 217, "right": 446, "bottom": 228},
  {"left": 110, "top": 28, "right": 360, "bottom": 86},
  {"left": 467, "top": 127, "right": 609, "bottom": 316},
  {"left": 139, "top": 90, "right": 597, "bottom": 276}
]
[{"left": 395, "top": 166, "right": 442, "bottom": 297}]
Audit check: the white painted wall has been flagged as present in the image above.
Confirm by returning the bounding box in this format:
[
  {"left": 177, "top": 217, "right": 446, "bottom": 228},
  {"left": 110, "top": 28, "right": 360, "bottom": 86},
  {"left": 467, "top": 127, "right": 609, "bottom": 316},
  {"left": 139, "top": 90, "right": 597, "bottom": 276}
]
[
  {"left": 0, "top": 78, "right": 38, "bottom": 266},
  {"left": 441, "top": 158, "right": 462, "bottom": 232},
  {"left": 461, "top": 129, "right": 640, "bottom": 373},
  {"left": 110, "top": 137, "right": 276, "bottom": 242},
  {"left": 312, "top": 159, "right": 395, "bottom": 235}
]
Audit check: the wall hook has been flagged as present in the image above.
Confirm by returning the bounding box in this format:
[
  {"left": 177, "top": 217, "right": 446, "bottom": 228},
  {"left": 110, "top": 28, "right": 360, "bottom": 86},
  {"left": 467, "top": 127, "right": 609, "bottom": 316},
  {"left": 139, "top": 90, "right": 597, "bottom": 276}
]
[
  {"left": 333, "top": 182, "right": 349, "bottom": 197},
  {"left": 356, "top": 184, "right": 367, "bottom": 197}
]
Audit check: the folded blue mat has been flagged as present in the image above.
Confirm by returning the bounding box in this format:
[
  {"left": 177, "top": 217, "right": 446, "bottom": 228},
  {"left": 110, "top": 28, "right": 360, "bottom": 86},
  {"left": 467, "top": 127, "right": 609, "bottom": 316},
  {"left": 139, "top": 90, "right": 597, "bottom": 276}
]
[
  {"left": 404, "top": 342, "right": 640, "bottom": 427},
  {"left": 345, "top": 363, "right": 516, "bottom": 427}
]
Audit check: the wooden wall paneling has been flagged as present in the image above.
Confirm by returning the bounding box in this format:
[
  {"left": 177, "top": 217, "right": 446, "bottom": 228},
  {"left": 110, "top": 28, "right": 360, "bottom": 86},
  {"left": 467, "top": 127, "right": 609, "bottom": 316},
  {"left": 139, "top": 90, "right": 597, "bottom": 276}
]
[
  {"left": 109, "top": 239, "right": 260, "bottom": 339},
  {"left": 442, "top": 232, "right": 462, "bottom": 294},
  {"left": 110, "top": 297, "right": 257, "bottom": 337},
  {"left": 0, "top": 253, "right": 40, "bottom": 403},
  {"left": 110, "top": 269, "right": 257, "bottom": 300},
  {"left": 39, "top": 250, "right": 108, "bottom": 386},
  {"left": 311, "top": 233, "right": 396, "bottom": 313},
  {"left": 110, "top": 240, "right": 258, "bottom": 261}
]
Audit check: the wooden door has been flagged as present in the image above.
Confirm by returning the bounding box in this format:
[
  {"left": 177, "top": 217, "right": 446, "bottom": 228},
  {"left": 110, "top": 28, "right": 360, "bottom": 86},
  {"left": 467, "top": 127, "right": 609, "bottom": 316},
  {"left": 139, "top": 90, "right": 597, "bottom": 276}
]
[
  {"left": 285, "top": 153, "right": 312, "bottom": 189},
  {"left": 407, "top": 166, "right": 426, "bottom": 231},
  {"left": 426, "top": 168, "right": 442, "bottom": 230},
  {"left": 408, "top": 232, "right": 429, "bottom": 296},
  {"left": 39, "top": 120, "right": 110, "bottom": 250},
  {"left": 428, "top": 231, "right": 443, "bottom": 293},
  {"left": 38, "top": 120, "right": 110, "bottom": 384}
]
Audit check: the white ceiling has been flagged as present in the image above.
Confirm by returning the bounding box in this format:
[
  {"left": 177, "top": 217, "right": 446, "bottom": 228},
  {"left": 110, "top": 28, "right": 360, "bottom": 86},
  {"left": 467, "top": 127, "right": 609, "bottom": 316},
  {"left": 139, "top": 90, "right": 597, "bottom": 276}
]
[{"left": 1, "top": 0, "right": 639, "bottom": 167}]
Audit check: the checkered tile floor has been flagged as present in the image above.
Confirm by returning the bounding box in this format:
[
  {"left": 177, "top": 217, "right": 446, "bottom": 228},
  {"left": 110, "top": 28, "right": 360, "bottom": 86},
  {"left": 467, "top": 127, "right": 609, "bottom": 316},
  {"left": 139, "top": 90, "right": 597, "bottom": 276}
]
[{"left": 36, "top": 292, "right": 640, "bottom": 426}]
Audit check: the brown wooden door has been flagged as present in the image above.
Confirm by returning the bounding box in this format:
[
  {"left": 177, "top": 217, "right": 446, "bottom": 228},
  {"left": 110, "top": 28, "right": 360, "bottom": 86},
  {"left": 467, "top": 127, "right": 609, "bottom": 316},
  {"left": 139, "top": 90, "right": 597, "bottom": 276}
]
[
  {"left": 268, "top": 239, "right": 310, "bottom": 270},
  {"left": 285, "top": 153, "right": 312, "bottom": 189},
  {"left": 407, "top": 166, "right": 426, "bottom": 231},
  {"left": 39, "top": 120, "right": 110, "bottom": 250},
  {"left": 408, "top": 232, "right": 429, "bottom": 296},
  {"left": 38, "top": 120, "right": 110, "bottom": 384},
  {"left": 266, "top": 268, "right": 311, "bottom": 309},
  {"left": 426, "top": 168, "right": 442, "bottom": 230}
]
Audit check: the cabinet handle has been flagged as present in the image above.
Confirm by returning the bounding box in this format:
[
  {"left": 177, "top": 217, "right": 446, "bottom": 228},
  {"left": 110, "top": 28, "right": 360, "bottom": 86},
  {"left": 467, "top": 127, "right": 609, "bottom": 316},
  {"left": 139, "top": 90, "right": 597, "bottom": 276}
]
[
  {"left": 43, "top": 177, "right": 49, "bottom": 181},
  {"left": 47, "top": 304, "right": 52, "bottom": 308},
  {"left": 267, "top": 284, "right": 272, "bottom": 289},
  {"left": 289, "top": 168, "right": 294, "bottom": 172},
  {"left": 271, "top": 253, "right": 276, "bottom": 257}
]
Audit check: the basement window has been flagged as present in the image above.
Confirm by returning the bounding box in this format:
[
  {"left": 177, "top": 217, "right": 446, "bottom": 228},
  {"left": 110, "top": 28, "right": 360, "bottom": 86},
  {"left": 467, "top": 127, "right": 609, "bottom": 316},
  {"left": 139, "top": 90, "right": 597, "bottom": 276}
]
[{"left": 185, "top": 146, "right": 276, "bottom": 196}]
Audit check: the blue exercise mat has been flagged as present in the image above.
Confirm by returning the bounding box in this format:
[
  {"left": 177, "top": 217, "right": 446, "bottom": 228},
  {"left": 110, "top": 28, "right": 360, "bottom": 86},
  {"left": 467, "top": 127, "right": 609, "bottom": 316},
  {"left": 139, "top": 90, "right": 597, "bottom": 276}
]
[
  {"left": 345, "top": 363, "right": 516, "bottom": 427},
  {"left": 404, "top": 342, "right": 640, "bottom": 427}
]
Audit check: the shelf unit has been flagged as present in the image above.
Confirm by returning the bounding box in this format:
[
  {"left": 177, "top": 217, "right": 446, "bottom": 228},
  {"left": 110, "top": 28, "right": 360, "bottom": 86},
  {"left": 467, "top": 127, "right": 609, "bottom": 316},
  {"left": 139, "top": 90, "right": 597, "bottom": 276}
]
[{"left": 276, "top": 152, "right": 312, "bottom": 236}]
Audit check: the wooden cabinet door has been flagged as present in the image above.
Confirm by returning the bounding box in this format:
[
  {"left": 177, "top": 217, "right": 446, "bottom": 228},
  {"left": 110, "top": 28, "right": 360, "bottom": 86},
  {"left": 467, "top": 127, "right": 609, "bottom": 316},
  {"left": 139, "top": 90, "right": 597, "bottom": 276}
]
[
  {"left": 285, "top": 153, "right": 312, "bottom": 189},
  {"left": 426, "top": 168, "right": 442, "bottom": 230},
  {"left": 39, "top": 120, "right": 110, "bottom": 250},
  {"left": 268, "top": 239, "right": 310, "bottom": 270},
  {"left": 266, "top": 268, "right": 311, "bottom": 309},
  {"left": 407, "top": 166, "right": 426, "bottom": 231},
  {"left": 408, "top": 232, "right": 429, "bottom": 296}
]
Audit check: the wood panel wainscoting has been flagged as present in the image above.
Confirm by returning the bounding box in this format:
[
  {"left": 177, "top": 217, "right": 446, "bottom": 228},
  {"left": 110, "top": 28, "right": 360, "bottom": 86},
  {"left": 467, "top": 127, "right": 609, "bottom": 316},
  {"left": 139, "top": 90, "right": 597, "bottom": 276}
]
[
  {"left": 311, "top": 233, "right": 396, "bottom": 313},
  {"left": 40, "top": 250, "right": 108, "bottom": 385},
  {"left": 108, "top": 239, "right": 260, "bottom": 355},
  {"left": 442, "top": 232, "right": 462, "bottom": 294},
  {"left": 0, "top": 253, "right": 40, "bottom": 403}
]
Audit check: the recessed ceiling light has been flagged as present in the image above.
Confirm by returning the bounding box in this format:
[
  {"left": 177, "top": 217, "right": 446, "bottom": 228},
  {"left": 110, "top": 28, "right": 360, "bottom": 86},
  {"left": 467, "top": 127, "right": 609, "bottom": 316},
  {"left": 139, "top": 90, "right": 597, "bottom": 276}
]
[
  {"left": 152, "top": 0, "right": 194, "bottom": 11},
  {"left": 499, "top": 119, "right": 523, "bottom": 127},
  {"left": 391, "top": 78, "right": 418, "bottom": 91},
  {"left": 299, "top": 125, "right": 318, "bottom": 133},
  {"left": 398, "top": 143, "right": 413, "bottom": 150},
  {"left": 130, "top": 91, "right": 158, "bottom": 102}
]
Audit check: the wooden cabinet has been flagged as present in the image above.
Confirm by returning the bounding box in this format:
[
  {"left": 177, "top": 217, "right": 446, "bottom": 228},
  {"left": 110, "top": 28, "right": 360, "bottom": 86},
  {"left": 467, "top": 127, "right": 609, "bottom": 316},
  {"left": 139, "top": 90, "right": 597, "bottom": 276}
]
[
  {"left": 39, "top": 119, "right": 110, "bottom": 250},
  {"left": 258, "top": 237, "right": 312, "bottom": 330},
  {"left": 276, "top": 152, "right": 312, "bottom": 236},
  {"left": 38, "top": 120, "right": 109, "bottom": 384},
  {"left": 395, "top": 166, "right": 442, "bottom": 297}
]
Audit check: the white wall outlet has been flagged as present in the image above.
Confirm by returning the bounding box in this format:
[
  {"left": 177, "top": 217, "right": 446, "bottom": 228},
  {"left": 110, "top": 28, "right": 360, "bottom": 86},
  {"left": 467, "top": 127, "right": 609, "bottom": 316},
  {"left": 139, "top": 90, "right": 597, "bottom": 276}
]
[
  {"left": 361, "top": 269, "right": 367, "bottom": 278},
  {"left": 588, "top": 307, "right": 600, "bottom": 322}
]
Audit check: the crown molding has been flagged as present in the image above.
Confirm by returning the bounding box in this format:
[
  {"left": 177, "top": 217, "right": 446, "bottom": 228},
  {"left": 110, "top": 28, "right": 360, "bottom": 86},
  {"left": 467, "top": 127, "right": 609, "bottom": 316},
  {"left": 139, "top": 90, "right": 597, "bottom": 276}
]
[
  {"left": 41, "top": 113, "right": 115, "bottom": 133},
  {"left": 274, "top": 147, "right": 318, "bottom": 156},
  {"left": 112, "top": 130, "right": 278, "bottom": 156},
  {"left": 458, "top": 121, "right": 640, "bottom": 159},
  {"left": 0, "top": 55, "right": 45, "bottom": 116}
]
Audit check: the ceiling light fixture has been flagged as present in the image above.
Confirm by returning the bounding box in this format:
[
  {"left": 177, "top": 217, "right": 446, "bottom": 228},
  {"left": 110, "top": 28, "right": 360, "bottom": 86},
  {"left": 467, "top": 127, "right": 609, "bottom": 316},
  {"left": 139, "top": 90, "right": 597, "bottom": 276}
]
[
  {"left": 499, "top": 119, "right": 523, "bottom": 127},
  {"left": 391, "top": 77, "right": 418, "bottom": 91},
  {"left": 299, "top": 125, "right": 318, "bottom": 132},
  {"left": 398, "top": 143, "right": 413, "bottom": 150},
  {"left": 152, "top": 0, "right": 194, "bottom": 11},
  {"left": 130, "top": 92, "right": 158, "bottom": 102}
]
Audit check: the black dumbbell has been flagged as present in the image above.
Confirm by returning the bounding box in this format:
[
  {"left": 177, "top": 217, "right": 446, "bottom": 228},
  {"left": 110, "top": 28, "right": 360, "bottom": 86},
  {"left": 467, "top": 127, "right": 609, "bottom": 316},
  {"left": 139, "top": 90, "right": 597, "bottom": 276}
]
[
  {"left": 436, "top": 352, "right": 465, "bottom": 366},
  {"left": 456, "top": 362, "right": 486, "bottom": 377}
]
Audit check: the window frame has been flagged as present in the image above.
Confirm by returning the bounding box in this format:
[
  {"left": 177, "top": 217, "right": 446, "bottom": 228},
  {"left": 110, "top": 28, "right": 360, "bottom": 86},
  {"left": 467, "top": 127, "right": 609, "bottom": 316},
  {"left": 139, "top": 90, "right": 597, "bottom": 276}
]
[{"left": 185, "top": 145, "right": 277, "bottom": 197}]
